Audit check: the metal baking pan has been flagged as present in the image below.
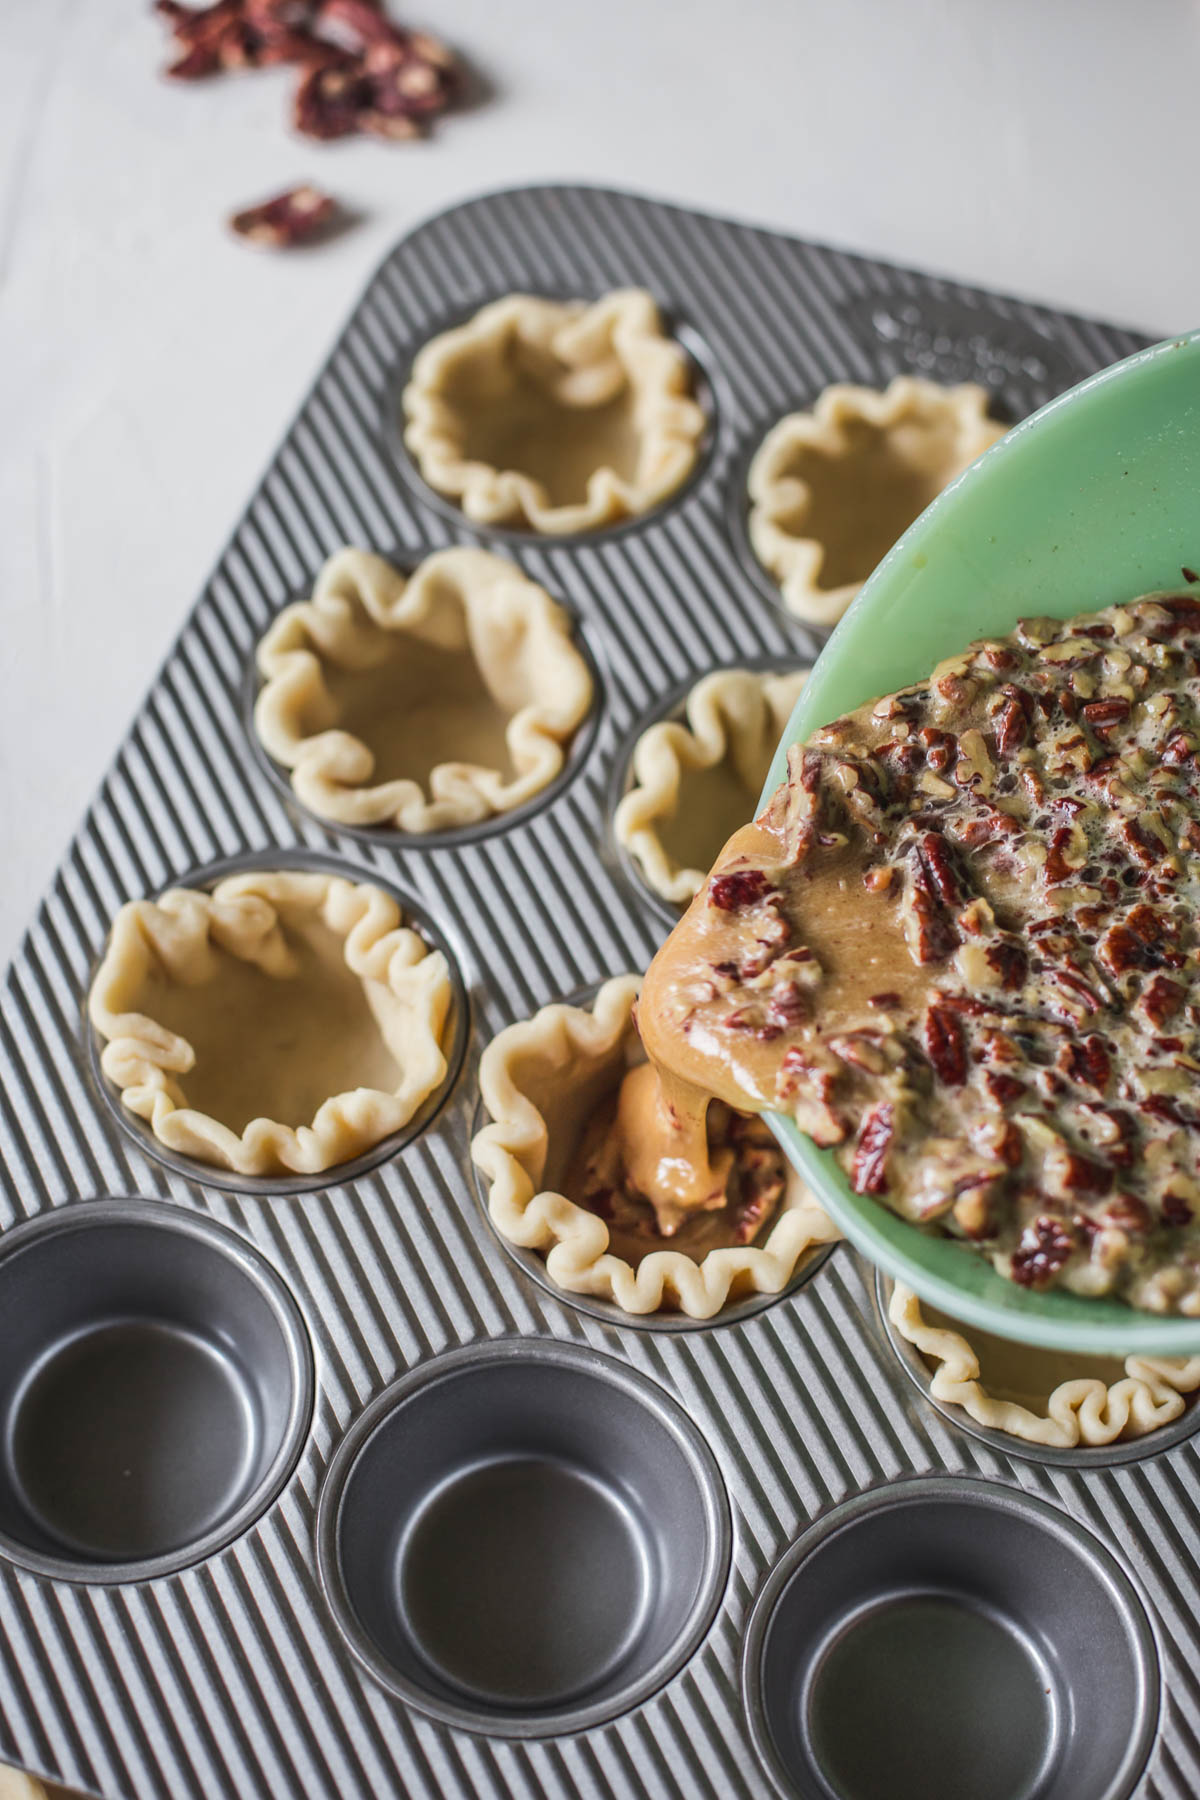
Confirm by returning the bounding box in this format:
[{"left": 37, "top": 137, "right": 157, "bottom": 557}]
[{"left": 3, "top": 183, "right": 1188, "bottom": 1800}]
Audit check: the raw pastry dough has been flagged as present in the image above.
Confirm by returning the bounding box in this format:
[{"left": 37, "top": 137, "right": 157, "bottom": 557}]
[
  {"left": 254, "top": 547, "right": 593, "bottom": 832},
  {"left": 889, "top": 1282, "right": 1200, "bottom": 1449},
  {"left": 89, "top": 871, "right": 452, "bottom": 1176},
  {"left": 613, "top": 665, "right": 808, "bottom": 906},
  {"left": 747, "top": 377, "right": 1005, "bottom": 627},
  {"left": 0, "top": 1775, "right": 50, "bottom": 1799},
  {"left": 403, "top": 290, "right": 706, "bottom": 534},
  {"left": 471, "top": 975, "right": 840, "bottom": 1318}
]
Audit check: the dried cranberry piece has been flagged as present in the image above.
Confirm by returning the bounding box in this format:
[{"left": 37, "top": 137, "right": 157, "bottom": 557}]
[
  {"left": 851, "top": 1104, "right": 894, "bottom": 1195},
  {"left": 709, "top": 869, "right": 772, "bottom": 912},
  {"left": 1010, "top": 1214, "right": 1076, "bottom": 1287}
]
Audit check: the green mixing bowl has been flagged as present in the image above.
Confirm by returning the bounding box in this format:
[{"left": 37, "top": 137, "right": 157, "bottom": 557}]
[{"left": 763, "top": 329, "right": 1200, "bottom": 1353}]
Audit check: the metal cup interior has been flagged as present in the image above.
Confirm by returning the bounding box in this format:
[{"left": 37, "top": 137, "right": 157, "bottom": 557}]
[
  {"left": 318, "top": 1338, "right": 730, "bottom": 1736},
  {"left": 0, "top": 1199, "right": 312, "bottom": 1582},
  {"left": 743, "top": 1476, "right": 1159, "bottom": 1800}
]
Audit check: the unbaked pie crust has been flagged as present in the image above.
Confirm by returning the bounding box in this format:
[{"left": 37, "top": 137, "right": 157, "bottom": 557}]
[
  {"left": 613, "top": 665, "right": 808, "bottom": 906},
  {"left": 89, "top": 870, "right": 452, "bottom": 1176},
  {"left": 889, "top": 1282, "right": 1200, "bottom": 1449},
  {"left": 254, "top": 547, "right": 593, "bottom": 833},
  {"left": 747, "top": 376, "right": 1005, "bottom": 627},
  {"left": 402, "top": 289, "right": 707, "bottom": 534},
  {"left": 471, "top": 974, "right": 840, "bottom": 1318}
]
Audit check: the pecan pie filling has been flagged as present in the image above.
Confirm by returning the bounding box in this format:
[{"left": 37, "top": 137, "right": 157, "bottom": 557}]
[{"left": 630, "top": 594, "right": 1200, "bottom": 1315}]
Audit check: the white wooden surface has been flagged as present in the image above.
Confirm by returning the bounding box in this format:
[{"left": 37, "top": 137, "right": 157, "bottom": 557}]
[{"left": 3, "top": 0, "right": 1198, "bottom": 962}]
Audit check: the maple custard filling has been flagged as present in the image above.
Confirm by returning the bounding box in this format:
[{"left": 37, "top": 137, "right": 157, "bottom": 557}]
[{"left": 619, "top": 593, "right": 1200, "bottom": 1315}]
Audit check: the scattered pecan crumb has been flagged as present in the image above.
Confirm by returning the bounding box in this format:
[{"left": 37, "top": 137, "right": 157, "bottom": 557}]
[
  {"left": 153, "top": 0, "right": 458, "bottom": 143},
  {"left": 229, "top": 183, "right": 337, "bottom": 246}
]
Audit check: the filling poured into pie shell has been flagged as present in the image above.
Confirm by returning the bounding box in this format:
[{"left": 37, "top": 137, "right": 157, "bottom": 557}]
[
  {"left": 470, "top": 975, "right": 838, "bottom": 1319},
  {"left": 747, "top": 378, "right": 1005, "bottom": 628},
  {"left": 624, "top": 592, "right": 1200, "bottom": 1316},
  {"left": 88, "top": 870, "right": 452, "bottom": 1176},
  {"left": 614, "top": 666, "right": 808, "bottom": 906},
  {"left": 254, "top": 547, "right": 594, "bottom": 834},
  {"left": 402, "top": 290, "right": 707, "bottom": 535}
]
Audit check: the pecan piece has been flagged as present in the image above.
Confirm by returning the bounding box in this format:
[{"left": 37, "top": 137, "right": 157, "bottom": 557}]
[
  {"left": 1080, "top": 697, "right": 1131, "bottom": 734},
  {"left": 1057, "top": 1035, "right": 1111, "bottom": 1092},
  {"left": 851, "top": 1104, "right": 894, "bottom": 1195},
  {"left": 923, "top": 1003, "right": 967, "bottom": 1086},
  {"left": 993, "top": 695, "right": 1028, "bottom": 756},
  {"left": 1010, "top": 1214, "right": 1076, "bottom": 1287},
  {"left": 913, "top": 831, "right": 962, "bottom": 907},
  {"left": 983, "top": 1070, "right": 1025, "bottom": 1106},
  {"left": 229, "top": 183, "right": 337, "bottom": 246},
  {"left": 1139, "top": 974, "right": 1184, "bottom": 1028},
  {"left": 1162, "top": 1193, "right": 1195, "bottom": 1228},
  {"left": 984, "top": 939, "right": 1027, "bottom": 989}
]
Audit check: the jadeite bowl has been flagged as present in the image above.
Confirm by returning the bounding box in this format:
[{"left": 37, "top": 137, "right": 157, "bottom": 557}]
[{"left": 763, "top": 329, "right": 1200, "bottom": 1354}]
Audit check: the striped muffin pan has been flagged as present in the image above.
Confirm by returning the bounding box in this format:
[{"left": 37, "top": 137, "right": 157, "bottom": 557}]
[{"left": 3, "top": 185, "right": 1187, "bottom": 1800}]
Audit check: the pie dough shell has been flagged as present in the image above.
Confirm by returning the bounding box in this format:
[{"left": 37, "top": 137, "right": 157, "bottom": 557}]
[
  {"left": 89, "top": 871, "right": 452, "bottom": 1176},
  {"left": 471, "top": 975, "right": 840, "bottom": 1318},
  {"left": 614, "top": 666, "right": 808, "bottom": 905},
  {"left": 403, "top": 290, "right": 707, "bottom": 535},
  {"left": 747, "top": 377, "right": 1005, "bottom": 627},
  {"left": 890, "top": 1282, "right": 1200, "bottom": 1449},
  {"left": 254, "top": 547, "right": 594, "bottom": 833}
]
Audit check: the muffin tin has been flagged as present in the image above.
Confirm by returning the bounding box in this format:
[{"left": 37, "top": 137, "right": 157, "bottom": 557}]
[{"left": 0, "top": 183, "right": 1185, "bottom": 1800}]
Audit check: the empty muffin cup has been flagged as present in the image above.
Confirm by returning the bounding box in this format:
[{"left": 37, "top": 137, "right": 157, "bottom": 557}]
[
  {"left": 317, "top": 1337, "right": 730, "bottom": 1735},
  {"left": 743, "top": 1476, "right": 1158, "bottom": 1800},
  {"left": 0, "top": 1199, "right": 312, "bottom": 1582}
]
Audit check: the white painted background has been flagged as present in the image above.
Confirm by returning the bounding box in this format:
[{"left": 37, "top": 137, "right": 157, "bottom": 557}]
[{"left": 3, "top": 0, "right": 1199, "bottom": 962}]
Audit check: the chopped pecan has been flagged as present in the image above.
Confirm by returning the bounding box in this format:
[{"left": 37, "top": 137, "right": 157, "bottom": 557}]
[
  {"left": 913, "top": 831, "right": 962, "bottom": 907},
  {"left": 229, "top": 183, "right": 337, "bottom": 246},
  {"left": 1080, "top": 697, "right": 1131, "bottom": 734},
  {"left": 923, "top": 1003, "right": 967, "bottom": 1085},
  {"left": 1058, "top": 1035, "right": 1111, "bottom": 1091},
  {"left": 993, "top": 695, "right": 1028, "bottom": 756},
  {"left": 1101, "top": 1193, "right": 1152, "bottom": 1237},
  {"left": 1010, "top": 1214, "right": 1076, "bottom": 1287},
  {"left": 1139, "top": 974, "right": 1184, "bottom": 1028},
  {"left": 851, "top": 1104, "right": 894, "bottom": 1195}
]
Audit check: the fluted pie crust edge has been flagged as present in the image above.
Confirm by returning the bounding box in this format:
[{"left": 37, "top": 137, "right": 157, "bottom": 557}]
[{"left": 471, "top": 974, "right": 840, "bottom": 1318}]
